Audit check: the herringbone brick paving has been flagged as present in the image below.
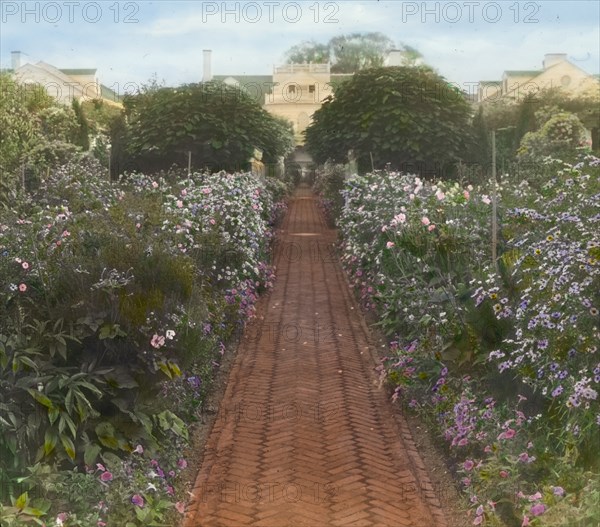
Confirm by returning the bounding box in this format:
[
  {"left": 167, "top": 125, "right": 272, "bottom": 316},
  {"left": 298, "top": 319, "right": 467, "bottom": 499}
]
[{"left": 184, "top": 186, "right": 447, "bottom": 527}]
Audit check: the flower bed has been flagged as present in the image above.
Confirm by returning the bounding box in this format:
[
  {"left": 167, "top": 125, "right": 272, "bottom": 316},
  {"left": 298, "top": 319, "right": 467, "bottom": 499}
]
[
  {"left": 0, "top": 157, "right": 289, "bottom": 526},
  {"left": 334, "top": 156, "right": 599, "bottom": 526}
]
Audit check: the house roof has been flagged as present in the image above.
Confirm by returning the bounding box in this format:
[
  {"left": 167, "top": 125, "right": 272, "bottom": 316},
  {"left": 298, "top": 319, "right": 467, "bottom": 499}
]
[
  {"left": 59, "top": 68, "right": 97, "bottom": 75},
  {"left": 100, "top": 83, "right": 121, "bottom": 102},
  {"left": 479, "top": 80, "right": 502, "bottom": 85},
  {"left": 504, "top": 70, "right": 542, "bottom": 76}
]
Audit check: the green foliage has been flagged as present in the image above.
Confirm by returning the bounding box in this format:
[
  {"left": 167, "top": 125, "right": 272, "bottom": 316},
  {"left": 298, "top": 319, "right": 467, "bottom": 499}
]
[
  {"left": 517, "top": 111, "right": 587, "bottom": 163},
  {"left": 70, "top": 99, "right": 90, "bottom": 151},
  {"left": 0, "top": 74, "right": 97, "bottom": 199},
  {"left": 0, "top": 74, "right": 50, "bottom": 185},
  {"left": 305, "top": 66, "right": 473, "bottom": 177},
  {"left": 283, "top": 33, "right": 424, "bottom": 72},
  {"left": 312, "top": 162, "right": 347, "bottom": 225},
  {"left": 284, "top": 39, "right": 330, "bottom": 64},
  {"left": 124, "top": 81, "right": 294, "bottom": 173},
  {"left": 329, "top": 32, "right": 395, "bottom": 72},
  {"left": 475, "top": 88, "right": 599, "bottom": 171},
  {"left": 0, "top": 158, "right": 288, "bottom": 524}
]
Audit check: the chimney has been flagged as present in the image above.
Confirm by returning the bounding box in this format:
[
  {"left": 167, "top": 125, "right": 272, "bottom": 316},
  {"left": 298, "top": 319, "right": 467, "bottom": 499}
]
[
  {"left": 203, "top": 49, "right": 213, "bottom": 82},
  {"left": 543, "top": 53, "right": 568, "bottom": 70},
  {"left": 386, "top": 49, "right": 405, "bottom": 67},
  {"left": 11, "top": 50, "right": 23, "bottom": 70}
]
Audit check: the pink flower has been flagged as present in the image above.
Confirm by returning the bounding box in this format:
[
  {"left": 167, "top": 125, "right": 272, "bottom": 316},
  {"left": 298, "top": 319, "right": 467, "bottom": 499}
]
[
  {"left": 209, "top": 219, "right": 216, "bottom": 225},
  {"left": 150, "top": 334, "right": 165, "bottom": 348},
  {"left": 18, "top": 283, "right": 27, "bottom": 292},
  {"left": 381, "top": 225, "right": 388, "bottom": 232},
  {"left": 463, "top": 190, "right": 470, "bottom": 200},
  {"left": 177, "top": 458, "right": 188, "bottom": 469},
  {"left": 152, "top": 181, "right": 159, "bottom": 188},
  {"left": 499, "top": 470, "right": 509, "bottom": 478},
  {"left": 463, "top": 459, "right": 475, "bottom": 471},
  {"left": 176, "top": 200, "right": 183, "bottom": 208},
  {"left": 530, "top": 503, "right": 546, "bottom": 516},
  {"left": 421, "top": 216, "right": 430, "bottom": 226},
  {"left": 202, "top": 187, "right": 211, "bottom": 194},
  {"left": 175, "top": 501, "right": 186, "bottom": 514},
  {"left": 386, "top": 241, "right": 395, "bottom": 248},
  {"left": 436, "top": 190, "right": 445, "bottom": 201},
  {"left": 134, "top": 444, "right": 144, "bottom": 454},
  {"left": 136, "top": 223, "right": 141, "bottom": 229},
  {"left": 498, "top": 428, "right": 516, "bottom": 440},
  {"left": 473, "top": 516, "right": 482, "bottom": 525},
  {"left": 428, "top": 224, "right": 436, "bottom": 231},
  {"left": 181, "top": 189, "right": 187, "bottom": 196},
  {"left": 100, "top": 471, "right": 113, "bottom": 482},
  {"left": 482, "top": 195, "right": 491, "bottom": 205},
  {"left": 462, "top": 477, "right": 471, "bottom": 486},
  {"left": 97, "top": 522, "right": 107, "bottom": 527},
  {"left": 518, "top": 452, "right": 530, "bottom": 462},
  {"left": 21, "top": 262, "right": 29, "bottom": 270},
  {"left": 62, "top": 230, "right": 70, "bottom": 237},
  {"left": 96, "top": 463, "right": 106, "bottom": 472},
  {"left": 131, "top": 494, "right": 144, "bottom": 507},
  {"left": 457, "top": 438, "right": 469, "bottom": 446},
  {"left": 484, "top": 445, "right": 492, "bottom": 453},
  {"left": 521, "top": 516, "right": 530, "bottom": 527},
  {"left": 528, "top": 492, "right": 542, "bottom": 502}
]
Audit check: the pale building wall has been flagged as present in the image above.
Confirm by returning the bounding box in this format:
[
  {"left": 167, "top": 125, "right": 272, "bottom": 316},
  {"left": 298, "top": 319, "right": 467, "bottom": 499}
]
[
  {"left": 504, "top": 62, "right": 600, "bottom": 99},
  {"left": 14, "top": 64, "right": 84, "bottom": 105},
  {"left": 264, "top": 63, "right": 333, "bottom": 145},
  {"left": 66, "top": 73, "right": 100, "bottom": 99}
]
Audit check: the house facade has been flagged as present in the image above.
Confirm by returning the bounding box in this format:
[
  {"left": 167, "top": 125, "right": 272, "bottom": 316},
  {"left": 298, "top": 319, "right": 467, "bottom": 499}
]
[
  {"left": 477, "top": 53, "right": 600, "bottom": 102},
  {"left": 213, "top": 64, "right": 352, "bottom": 145},
  {"left": 8, "top": 51, "right": 121, "bottom": 107}
]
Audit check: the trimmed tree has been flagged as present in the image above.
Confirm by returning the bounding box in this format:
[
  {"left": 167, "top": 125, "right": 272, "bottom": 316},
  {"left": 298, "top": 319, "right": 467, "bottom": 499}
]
[
  {"left": 124, "top": 81, "right": 294, "bottom": 173},
  {"left": 305, "top": 66, "right": 473, "bottom": 177}
]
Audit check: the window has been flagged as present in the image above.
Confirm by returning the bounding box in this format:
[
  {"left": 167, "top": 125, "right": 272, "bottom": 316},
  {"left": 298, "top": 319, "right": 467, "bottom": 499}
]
[
  {"left": 309, "top": 84, "right": 315, "bottom": 93},
  {"left": 561, "top": 75, "right": 571, "bottom": 87},
  {"left": 288, "top": 85, "right": 296, "bottom": 94}
]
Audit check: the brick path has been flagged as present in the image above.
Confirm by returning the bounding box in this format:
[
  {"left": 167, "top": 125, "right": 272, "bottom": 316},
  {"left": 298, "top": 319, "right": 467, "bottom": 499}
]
[{"left": 184, "top": 186, "right": 447, "bottom": 527}]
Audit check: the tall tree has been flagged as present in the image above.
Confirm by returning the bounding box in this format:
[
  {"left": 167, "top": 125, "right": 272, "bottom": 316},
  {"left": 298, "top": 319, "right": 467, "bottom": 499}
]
[
  {"left": 329, "top": 32, "right": 394, "bottom": 73},
  {"left": 305, "top": 66, "right": 473, "bottom": 176},
  {"left": 283, "top": 33, "right": 424, "bottom": 73},
  {"left": 124, "top": 81, "right": 294, "bottom": 173},
  {"left": 71, "top": 98, "right": 90, "bottom": 150},
  {"left": 284, "top": 40, "right": 330, "bottom": 64}
]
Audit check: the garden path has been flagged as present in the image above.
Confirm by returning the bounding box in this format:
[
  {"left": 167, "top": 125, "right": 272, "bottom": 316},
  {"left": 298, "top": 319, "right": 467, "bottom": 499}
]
[{"left": 184, "top": 186, "right": 447, "bottom": 527}]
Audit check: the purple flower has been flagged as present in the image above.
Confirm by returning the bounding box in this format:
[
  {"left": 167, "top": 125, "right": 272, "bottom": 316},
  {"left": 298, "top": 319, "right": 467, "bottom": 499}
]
[
  {"left": 552, "top": 486, "right": 565, "bottom": 497},
  {"left": 463, "top": 459, "right": 475, "bottom": 471},
  {"left": 131, "top": 494, "right": 145, "bottom": 507},
  {"left": 530, "top": 503, "right": 546, "bottom": 516}
]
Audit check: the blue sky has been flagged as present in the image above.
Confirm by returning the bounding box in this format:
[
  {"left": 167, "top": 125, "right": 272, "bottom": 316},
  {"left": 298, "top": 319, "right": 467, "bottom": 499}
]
[{"left": 1, "top": 0, "right": 599, "bottom": 96}]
